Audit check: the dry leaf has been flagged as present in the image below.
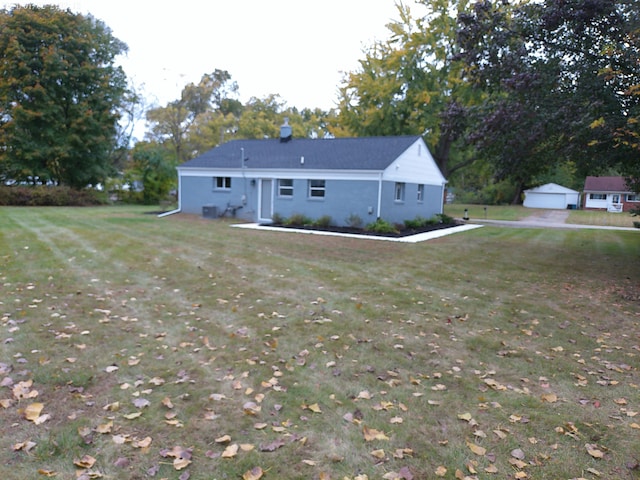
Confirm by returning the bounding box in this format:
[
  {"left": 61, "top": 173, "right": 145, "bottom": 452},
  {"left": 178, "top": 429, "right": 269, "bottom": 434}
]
[
  {"left": 511, "top": 448, "right": 525, "bottom": 460},
  {"left": 435, "top": 466, "right": 447, "bottom": 477},
  {"left": 13, "top": 440, "right": 37, "bottom": 452},
  {"left": 74, "top": 454, "right": 96, "bottom": 468},
  {"left": 174, "top": 457, "right": 191, "bottom": 470},
  {"left": 363, "top": 426, "right": 389, "bottom": 441},
  {"left": 466, "top": 441, "right": 486, "bottom": 456},
  {"left": 215, "top": 434, "right": 232, "bottom": 444},
  {"left": 243, "top": 467, "right": 264, "bottom": 480},
  {"left": 586, "top": 444, "right": 605, "bottom": 459},
  {"left": 222, "top": 444, "right": 239, "bottom": 458},
  {"left": 371, "top": 449, "right": 385, "bottom": 459},
  {"left": 133, "top": 436, "right": 152, "bottom": 448},
  {"left": 24, "top": 402, "right": 44, "bottom": 422},
  {"left": 95, "top": 421, "right": 113, "bottom": 434},
  {"left": 37, "top": 469, "right": 57, "bottom": 476},
  {"left": 541, "top": 393, "right": 558, "bottom": 403},
  {"left": 305, "top": 403, "right": 322, "bottom": 413}
]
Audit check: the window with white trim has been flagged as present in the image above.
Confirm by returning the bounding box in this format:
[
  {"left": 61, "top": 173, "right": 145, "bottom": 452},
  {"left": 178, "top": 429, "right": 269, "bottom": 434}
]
[
  {"left": 395, "top": 182, "right": 405, "bottom": 202},
  {"left": 308, "top": 180, "right": 325, "bottom": 198},
  {"left": 278, "top": 179, "right": 293, "bottom": 197},
  {"left": 589, "top": 193, "right": 606, "bottom": 200},
  {"left": 626, "top": 194, "right": 639, "bottom": 202},
  {"left": 214, "top": 177, "right": 231, "bottom": 190},
  {"left": 417, "top": 184, "right": 424, "bottom": 202}
]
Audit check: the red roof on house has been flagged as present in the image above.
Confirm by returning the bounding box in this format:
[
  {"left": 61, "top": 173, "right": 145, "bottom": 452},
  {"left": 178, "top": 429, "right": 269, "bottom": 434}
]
[{"left": 583, "top": 176, "right": 630, "bottom": 192}]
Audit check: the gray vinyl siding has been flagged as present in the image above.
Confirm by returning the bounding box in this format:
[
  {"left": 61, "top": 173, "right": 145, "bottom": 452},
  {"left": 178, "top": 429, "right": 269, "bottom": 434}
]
[
  {"left": 272, "top": 179, "right": 379, "bottom": 225},
  {"left": 180, "top": 175, "right": 444, "bottom": 227},
  {"left": 180, "top": 176, "right": 256, "bottom": 221},
  {"left": 380, "top": 182, "right": 443, "bottom": 224}
]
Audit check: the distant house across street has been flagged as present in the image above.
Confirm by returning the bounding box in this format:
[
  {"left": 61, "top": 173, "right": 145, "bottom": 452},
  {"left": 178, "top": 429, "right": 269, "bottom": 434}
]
[{"left": 582, "top": 176, "right": 638, "bottom": 213}]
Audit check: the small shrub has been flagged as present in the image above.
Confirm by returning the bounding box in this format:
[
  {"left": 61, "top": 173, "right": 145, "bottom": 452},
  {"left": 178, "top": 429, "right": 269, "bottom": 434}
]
[
  {"left": 404, "top": 216, "right": 437, "bottom": 229},
  {"left": 286, "top": 213, "right": 313, "bottom": 226},
  {"left": 633, "top": 221, "right": 640, "bottom": 229},
  {"left": 435, "top": 213, "right": 455, "bottom": 224},
  {"left": 365, "top": 218, "right": 399, "bottom": 234},
  {"left": 314, "top": 215, "right": 332, "bottom": 228},
  {"left": 345, "top": 213, "right": 364, "bottom": 229},
  {"left": 271, "top": 212, "right": 285, "bottom": 225}
]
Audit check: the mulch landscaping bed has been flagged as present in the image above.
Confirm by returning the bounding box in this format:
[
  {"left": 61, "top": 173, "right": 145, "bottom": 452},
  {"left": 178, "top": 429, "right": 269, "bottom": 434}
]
[{"left": 262, "top": 221, "right": 463, "bottom": 238}]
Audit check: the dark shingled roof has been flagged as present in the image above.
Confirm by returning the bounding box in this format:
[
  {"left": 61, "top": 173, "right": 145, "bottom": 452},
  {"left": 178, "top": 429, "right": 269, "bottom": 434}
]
[
  {"left": 583, "top": 176, "right": 630, "bottom": 192},
  {"left": 179, "top": 136, "right": 422, "bottom": 170}
]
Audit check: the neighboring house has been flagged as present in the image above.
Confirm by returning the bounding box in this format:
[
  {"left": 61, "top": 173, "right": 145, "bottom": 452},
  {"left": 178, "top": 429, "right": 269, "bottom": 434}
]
[
  {"left": 176, "top": 123, "right": 447, "bottom": 226},
  {"left": 523, "top": 183, "right": 580, "bottom": 210},
  {"left": 583, "top": 176, "right": 639, "bottom": 212}
]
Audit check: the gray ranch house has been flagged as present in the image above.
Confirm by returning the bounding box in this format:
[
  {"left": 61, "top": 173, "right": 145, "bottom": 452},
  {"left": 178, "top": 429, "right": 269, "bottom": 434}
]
[{"left": 176, "top": 124, "right": 447, "bottom": 227}]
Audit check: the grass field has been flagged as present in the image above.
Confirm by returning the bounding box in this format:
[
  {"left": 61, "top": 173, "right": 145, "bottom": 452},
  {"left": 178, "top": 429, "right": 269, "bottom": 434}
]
[{"left": 1, "top": 206, "right": 639, "bottom": 480}]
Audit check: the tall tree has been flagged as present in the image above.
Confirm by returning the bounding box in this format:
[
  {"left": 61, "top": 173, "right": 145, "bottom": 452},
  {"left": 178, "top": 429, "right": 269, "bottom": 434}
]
[
  {"left": 0, "top": 5, "right": 129, "bottom": 188},
  {"left": 337, "top": 0, "right": 479, "bottom": 177},
  {"left": 457, "top": 0, "right": 640, "bottom": 200},
  {"left": 145, "top": 69, "right": 239, "bottom": 163}
]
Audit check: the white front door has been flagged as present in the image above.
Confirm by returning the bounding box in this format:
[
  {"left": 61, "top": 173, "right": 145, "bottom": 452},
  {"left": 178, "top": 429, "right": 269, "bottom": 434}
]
[{"left": 259, "top": 179, "right": 273, "bottom": 221}]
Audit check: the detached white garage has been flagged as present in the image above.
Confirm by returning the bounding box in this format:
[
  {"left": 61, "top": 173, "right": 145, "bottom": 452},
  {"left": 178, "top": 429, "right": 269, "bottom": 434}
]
[{"left": 523, "top": 183, "right": 580, "bottom": 209}]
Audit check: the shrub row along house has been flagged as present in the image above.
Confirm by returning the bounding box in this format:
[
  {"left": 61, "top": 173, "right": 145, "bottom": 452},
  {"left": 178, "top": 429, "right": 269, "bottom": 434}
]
[{"left": 176, "top": 121, "right": 447, "bottom": 227}]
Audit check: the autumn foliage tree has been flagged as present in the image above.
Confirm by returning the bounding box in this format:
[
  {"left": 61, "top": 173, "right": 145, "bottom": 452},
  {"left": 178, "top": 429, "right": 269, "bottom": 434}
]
[
  {"left": 0, "top": 5, "right": 130, "bottom": 188},
  {"left": 337, "top": 0, "right": 479, "bottom": 178}
]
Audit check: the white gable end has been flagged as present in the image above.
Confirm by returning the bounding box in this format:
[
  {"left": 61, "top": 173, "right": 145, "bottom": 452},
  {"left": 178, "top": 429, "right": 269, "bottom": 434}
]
[{"left": 381, "top": 138, "right": 446, "bottom": 186}]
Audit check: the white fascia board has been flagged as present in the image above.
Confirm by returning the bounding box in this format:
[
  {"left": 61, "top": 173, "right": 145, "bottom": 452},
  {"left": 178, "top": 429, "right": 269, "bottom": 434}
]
[{"left": 178, "top": 167, "right": 384, "bottom": 182}]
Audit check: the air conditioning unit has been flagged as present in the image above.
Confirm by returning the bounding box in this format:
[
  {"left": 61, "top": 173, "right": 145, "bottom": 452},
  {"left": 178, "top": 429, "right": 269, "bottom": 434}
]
[{"left": 202, "top": 205, "right": 218, "bottom": 218}]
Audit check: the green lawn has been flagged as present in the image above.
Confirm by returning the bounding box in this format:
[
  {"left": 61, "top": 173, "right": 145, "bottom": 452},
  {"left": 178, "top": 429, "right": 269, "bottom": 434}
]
[{"left": 1, "top": 206, "right": 639, "bottom": 480}]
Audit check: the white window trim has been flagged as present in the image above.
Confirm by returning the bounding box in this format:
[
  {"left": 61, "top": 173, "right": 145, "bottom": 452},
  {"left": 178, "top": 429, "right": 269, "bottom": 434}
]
[
  {"left": 394, "top": 182, "right": 405, "bottom": 202},
  {"left": 214, "top": 176, "right": 231, "bottom": 190},
  {"left": 308, "top": 179, "right": 326, "bottom": 199},
  {"left": 278, "top": 179, "right": 293, "bottom": 197}
]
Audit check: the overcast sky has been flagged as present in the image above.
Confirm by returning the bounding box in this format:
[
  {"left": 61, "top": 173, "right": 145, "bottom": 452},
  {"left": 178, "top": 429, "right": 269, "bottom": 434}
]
[{"left": 2, "top": 0, "right": 414, "bottom": 111}]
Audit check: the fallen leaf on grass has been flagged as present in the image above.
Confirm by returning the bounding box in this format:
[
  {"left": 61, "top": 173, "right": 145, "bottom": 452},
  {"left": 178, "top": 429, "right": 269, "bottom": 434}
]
[
  {"left": 13, "top": 380, "right": 38, "bottom": 399},
  {"left": 466, "top": 441, "right": 486, "bottom": 456},
  {"left": 371, "top": 449, "right": 385, "bottom": 459},
  {"left": 74, "top": 455, "right": 96, "bottom": 469},
  {"left": 23, "top": 402, "right": 44, "bottom": 422},
  {"left": 222, "top": 444, "right": 239, "bottom": 458},
  {"left": 303, "top": 402, "right": 322, "bottom": 413},
  {"left": 363, "top": 426, "right": 389, "bottom": 441},
  {"left": 260, "top": 439, "right": 285, "bottom": 452},
  {"left": 132, "top": 436, "right": 152, "bottom": 449},
  {"left": 435, "top": 466, "right": 447, "bottom": 476},
  {"left": 586, "top": 444, "right": 605, "bottom": 459},
  {"left": 541, "top": 393, "right": 558, "bottom": 403},
  {"left": 94, "top": 421, "right": 113, "bottom": 434},
  {"left": 243, "top": 467, "right": 264, "bottom": 480},
  {"left": 37, "top": 469, "right": 57, "bottom": 476},
  {"left": 13, "top": 440, "right": 37, "bottom": 452},
  {"left": 511, "top": 448, "right": 525, "bottom": 460}
]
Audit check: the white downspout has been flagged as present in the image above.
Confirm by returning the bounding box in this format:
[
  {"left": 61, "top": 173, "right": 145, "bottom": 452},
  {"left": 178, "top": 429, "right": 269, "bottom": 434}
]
[
  {"left": 377, "top": 172, "right": 383, "bottom": 219},
  {"left": 158, "top": 169, "right": 182, "bottom": 218}
]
